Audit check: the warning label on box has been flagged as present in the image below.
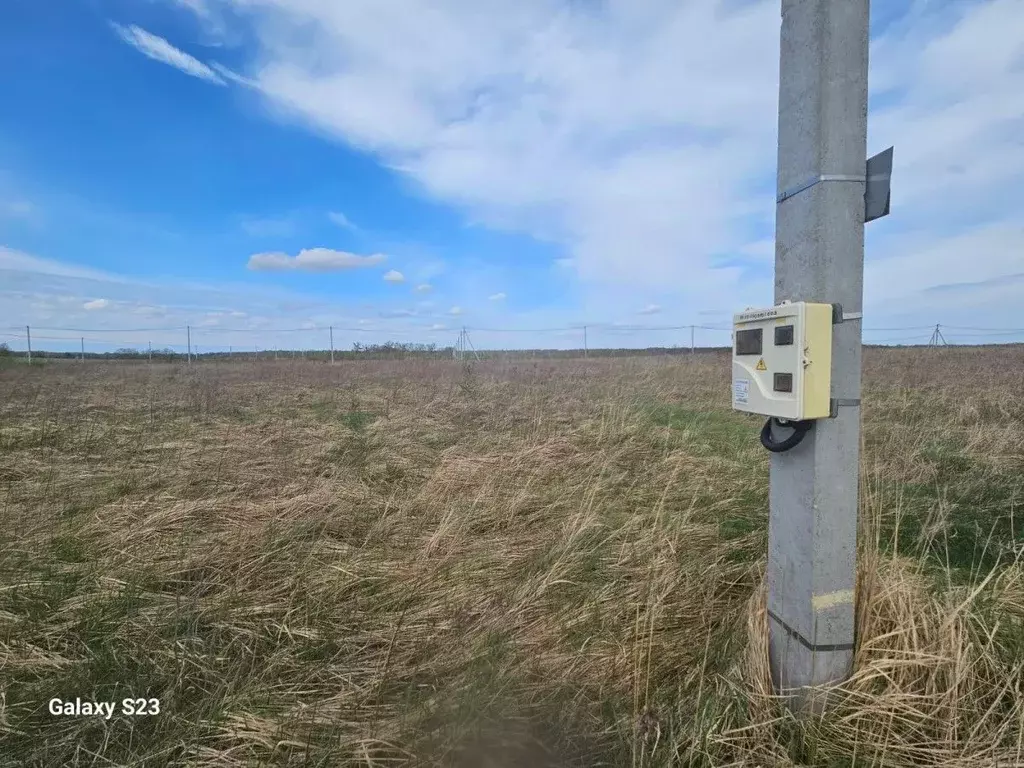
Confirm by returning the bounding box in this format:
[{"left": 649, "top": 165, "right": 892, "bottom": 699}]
[{"left": 733, "top": 378, "right": 750, "bottom": 405}]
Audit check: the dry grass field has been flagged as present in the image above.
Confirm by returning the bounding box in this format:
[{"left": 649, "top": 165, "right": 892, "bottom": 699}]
[{"left": 1, "top": 347, "right": 1023, "bottom": 767}]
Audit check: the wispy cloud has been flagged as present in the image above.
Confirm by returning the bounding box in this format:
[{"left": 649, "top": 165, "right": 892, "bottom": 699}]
[
  {"left": 247, "top": 248, "right": 387, "bottom": 272},
  {"left": 488, "top": 292, "right": 506, "bottom": 301},
  {"left": 414, "top": 283, "right": 432, "bottom": 293},
  {"left": 83, "top": 298, "right": 110, "bottom": 311},
  {"left": 327, "top": 211, "right": 358, "bottom": 230},
  {"left": 180, "top": 0, "right": 1024, "bottom": 325},
  {"left": 637, "top": 304, "right": 662, "bottom": 315},
  {"left": 110, "top": 23, "right": 226, "bottom": 86},
  {"left": 0, "top": 246, "right": 127, "bottom": 283},
  {"left": 172, "top": 0, "right": 212, "bottom": 19},
  {"left": 1, "top": 200, "right": 35, "bottom": 219},
  {"left": 448, "top": 306, "right": 463, "bottom": 316},
  {"left": 383, "top": 269, "right": 405, "bottom": 283}
]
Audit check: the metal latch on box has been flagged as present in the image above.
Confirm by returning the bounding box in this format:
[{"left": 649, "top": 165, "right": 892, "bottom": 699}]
[
  {"left": 831, "top": 304, "right": 862, "bottom": 325},
  {"left": 829, "top": 398, "right": 861, "bottom": 418},
  {"left": 829, "top": 302, "right": 862, "bottom": 418}
]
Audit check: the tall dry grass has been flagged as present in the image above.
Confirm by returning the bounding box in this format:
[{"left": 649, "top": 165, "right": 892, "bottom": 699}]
[{"left": 0, "top": 348, "right": 1022, "bottom": 766}]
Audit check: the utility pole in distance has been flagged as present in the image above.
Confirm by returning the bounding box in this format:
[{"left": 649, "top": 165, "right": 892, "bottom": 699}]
[{"left": 768, "top": 0, "right": 874, "bottom": 712}]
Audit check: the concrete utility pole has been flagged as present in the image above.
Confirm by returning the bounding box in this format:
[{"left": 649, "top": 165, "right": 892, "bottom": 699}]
[
  {"left": 26, "top": 326, "right": 31, "bottom": 363},
  {"left": 768, "top": 0, "right": 870, "bottom": 710},
  {"left": 80, "top": 337, "right": 85, "bottom": 363},
  {"left": 330, "top": 326, "right": 335, "bottom": 364},
  {"left": 583, "top": 325, "right": 588, "bottom": 358},
  {"left": 690, "top": 325, "right": 695, "bottom": 355},
  {"left": 187, "top": 325, "right": 192, "bottom": 365}
]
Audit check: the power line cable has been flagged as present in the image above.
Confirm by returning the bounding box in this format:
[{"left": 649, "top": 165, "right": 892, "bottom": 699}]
[{"left": 29, "top": 325, "right": 186, "bottom": 333}]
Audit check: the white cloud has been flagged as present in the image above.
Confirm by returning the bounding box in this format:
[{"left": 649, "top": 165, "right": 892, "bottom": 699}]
[
  {"left": 83, "top": 298, "right": 110, "bottom": 311},
  {"left": 429, "top": 323, "right": 447, "bottom": 331},
  {"left": 383, "top": 269, "right": 405, "bottom": 283},
  {"left": 10, "top": 2, "right": 1024, "bottom": 347},
  {"left": 0, "top": 247, "right": 124, "bottom": 282},
  {"left": 173, "top": 0, "right": 212, "bottom": 19},
  {"left": 488, "top": 292, "right": 506, "bottom": 301},
  {"left": 110, "top": 23, "right": 227, "bottom": 85},
  {"left": 167, "top": 0, "right": 1024, "bottom": 327},
  {"left": 637, "top": 304, "right": 661, "bottom": 315},
  {"left": 865, "top": 222, "right": 1024, "bottom": 310},
  {"left": 247, "top": 248, "right": 386, "bottom": 271},
  {"left": 327, "top": 211, "right": 357, "bottom": 229},
  {"left": 206, "top": 0, "right": 780, "bottom": 299},
  {"left": 414, "top": 283, "right": 433, "bottom": 293},
  {"left": 448, "top": 306, "right": 463, "bottom": 316},
  {"left": 210, "top": 61, "right": 254, "bottom": 87},
  {"left": 131, "top": 304, "right": 167, "bottom": 316}
]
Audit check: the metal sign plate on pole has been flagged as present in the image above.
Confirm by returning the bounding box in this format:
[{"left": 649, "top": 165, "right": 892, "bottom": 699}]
[{"left": 865, "top": 146, "right": 893, "bottom": 223}]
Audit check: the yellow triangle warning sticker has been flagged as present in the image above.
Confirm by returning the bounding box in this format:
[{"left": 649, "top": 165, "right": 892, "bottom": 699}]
[{"left": 755, "top": 358, "right": 767, "bottom": 371}]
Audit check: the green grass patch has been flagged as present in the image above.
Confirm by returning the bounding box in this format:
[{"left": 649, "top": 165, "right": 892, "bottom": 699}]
[
  {"left": 340, "top": 410, "right": 377, "bottom": 432},
  {"left": 641, "top": 402, "right": 768, "bottom": 555},
  {"left": 644, "top": 402, "right": 759, "bottom": 460},
  {"left": 881, "top": 440, "right": 1023, "bottom": 582}
]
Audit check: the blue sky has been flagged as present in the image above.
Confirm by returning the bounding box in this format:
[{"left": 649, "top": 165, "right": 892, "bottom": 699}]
[{"left": 1, "top": 0, "right": 1023, "bottom": 353}]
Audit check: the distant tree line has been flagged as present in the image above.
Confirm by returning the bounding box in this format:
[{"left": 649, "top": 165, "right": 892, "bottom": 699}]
[{"left": 0, "top": 343, "right": 182, "bottom": 362}]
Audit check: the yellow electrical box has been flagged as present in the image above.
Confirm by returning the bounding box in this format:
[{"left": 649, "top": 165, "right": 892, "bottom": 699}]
[{"left": 731, "top": 301, "right": 833, "bottom": 420}]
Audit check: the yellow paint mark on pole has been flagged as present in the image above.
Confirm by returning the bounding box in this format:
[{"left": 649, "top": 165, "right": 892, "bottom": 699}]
[{"left": 812, "top": 589, "right": 855, "bottom": 612}]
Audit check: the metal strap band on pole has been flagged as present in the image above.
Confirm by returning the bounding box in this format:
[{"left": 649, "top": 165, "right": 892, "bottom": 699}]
[
  {"left": 777, "top": 174, "right": 866, "bottom": 204},
  {"left": 767, "top": 610, "right": 856, "bottom": 652}
]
